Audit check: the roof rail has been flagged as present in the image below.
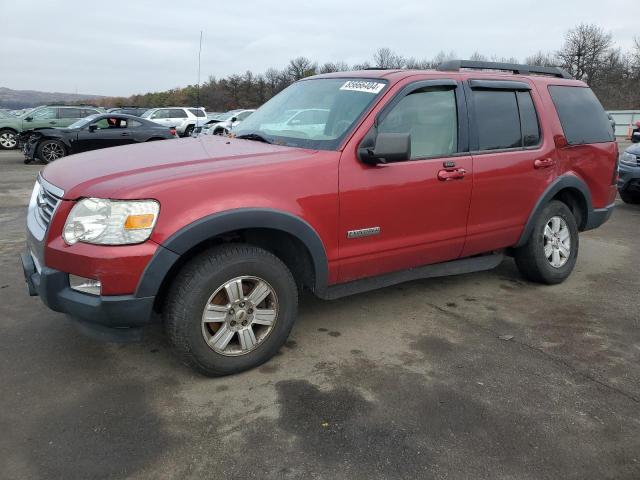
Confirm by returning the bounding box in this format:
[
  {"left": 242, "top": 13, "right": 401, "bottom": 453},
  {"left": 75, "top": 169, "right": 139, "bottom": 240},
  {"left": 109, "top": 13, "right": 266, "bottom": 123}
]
[{"left": 437, "top": 60, "right": 572, "bottom": 79}]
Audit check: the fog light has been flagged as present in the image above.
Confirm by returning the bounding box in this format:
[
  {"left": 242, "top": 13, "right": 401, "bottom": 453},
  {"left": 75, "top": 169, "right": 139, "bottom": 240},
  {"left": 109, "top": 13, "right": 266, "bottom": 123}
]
[{"left": 69, "top": 274, "right": 101, "bottom": 295}]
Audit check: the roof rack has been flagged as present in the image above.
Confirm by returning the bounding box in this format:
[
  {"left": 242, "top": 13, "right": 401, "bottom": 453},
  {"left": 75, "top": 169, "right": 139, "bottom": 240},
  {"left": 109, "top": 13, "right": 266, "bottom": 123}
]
[{"left": 437, "top": 60, "right": 572, "bottom": 79}]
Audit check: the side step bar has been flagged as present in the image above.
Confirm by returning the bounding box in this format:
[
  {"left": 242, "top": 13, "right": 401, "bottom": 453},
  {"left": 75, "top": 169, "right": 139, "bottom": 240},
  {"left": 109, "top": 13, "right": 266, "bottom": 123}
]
[{"left": 316, "top": 252, "right": 504, "bottom": 300}]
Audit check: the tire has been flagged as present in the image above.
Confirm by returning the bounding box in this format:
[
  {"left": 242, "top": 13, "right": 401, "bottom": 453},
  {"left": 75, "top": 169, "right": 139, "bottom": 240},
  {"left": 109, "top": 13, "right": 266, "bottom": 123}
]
[
  {"left": 37, "top": 139, "right": 66, "bottom": 163},
  {"left": 23, "top": 158, "right": 33, "bottom": 165},
  {"left": 619, "top": 189, "right": 640, "bottom": 204},
  {"left": 0, "top": 129, "right": 18, "bottom": 150},
  {"left": 183, "top": 125, "right": 194, "bottom": 137},
  {"left": 514, "top": 200, "right": 579, "bottom": 285},
  {"left": 165, "top": 244, "right": 298, "bottom": 376}
]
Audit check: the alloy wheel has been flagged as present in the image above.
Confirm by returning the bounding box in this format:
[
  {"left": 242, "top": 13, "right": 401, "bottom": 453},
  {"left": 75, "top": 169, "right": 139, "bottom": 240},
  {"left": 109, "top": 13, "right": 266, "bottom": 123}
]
[
  {"left": 41, "top": 142, "right": 65, "bottom": 162},
  {"left": 0, "top": 132, "right": 17, "bottom": 149},
  {"left": 201, "top": 275, "right": 278, "bottom": 356},
  {"left": 543, "top": 216, "right": 571, "bottom": 268}
]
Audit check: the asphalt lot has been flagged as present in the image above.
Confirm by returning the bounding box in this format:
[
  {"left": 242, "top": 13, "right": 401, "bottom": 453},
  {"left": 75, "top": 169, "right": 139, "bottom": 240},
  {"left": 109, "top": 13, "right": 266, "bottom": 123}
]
[{"left": 0, "top": 146, "right": 639, "bottom": 480}]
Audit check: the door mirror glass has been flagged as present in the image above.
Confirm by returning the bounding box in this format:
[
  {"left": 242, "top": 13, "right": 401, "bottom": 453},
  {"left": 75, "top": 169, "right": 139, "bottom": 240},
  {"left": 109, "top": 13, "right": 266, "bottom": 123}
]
[
  {"left": 88, "top": 124, "right": 98, "bottom": 132},
  {"left": 359, "top": 132, "right": 411, "bottom": 165}
]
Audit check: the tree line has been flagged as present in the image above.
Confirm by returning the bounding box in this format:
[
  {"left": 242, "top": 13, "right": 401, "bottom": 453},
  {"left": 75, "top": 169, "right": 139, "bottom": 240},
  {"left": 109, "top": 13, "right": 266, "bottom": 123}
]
[{"left": 91, "top": 24, "right": 640, "bottom": 112}]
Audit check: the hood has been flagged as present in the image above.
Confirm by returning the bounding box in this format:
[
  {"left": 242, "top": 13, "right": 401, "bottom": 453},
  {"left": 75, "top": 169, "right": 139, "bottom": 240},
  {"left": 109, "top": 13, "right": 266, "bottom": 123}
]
[
  {"left": 41, "top": 135, "right": 319, "bottom": 199},
  {"left": 627, "top": 143, "right": 640, "bottom": 156}
]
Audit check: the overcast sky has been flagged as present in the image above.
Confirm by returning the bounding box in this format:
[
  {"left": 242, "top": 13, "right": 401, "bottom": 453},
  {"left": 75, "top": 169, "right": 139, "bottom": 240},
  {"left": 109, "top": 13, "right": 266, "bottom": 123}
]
[{"left": 0, "top": 0, "right": 636, "bottom": 97}]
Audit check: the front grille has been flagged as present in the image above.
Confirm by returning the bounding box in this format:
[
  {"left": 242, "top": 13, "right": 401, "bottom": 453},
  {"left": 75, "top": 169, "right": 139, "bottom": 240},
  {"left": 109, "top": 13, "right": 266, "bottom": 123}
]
[{"left": 35, "top": 180, "right": 62, "bottom": 229}]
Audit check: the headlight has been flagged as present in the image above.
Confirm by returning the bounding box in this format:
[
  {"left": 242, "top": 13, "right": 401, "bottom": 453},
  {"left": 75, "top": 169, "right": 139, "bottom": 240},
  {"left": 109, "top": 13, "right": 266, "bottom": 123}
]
[
  {"left": 63, "top": 198, "right": 159, "bottom": 245},
  {"left": 620, "top": 152, "right": 638, "bottom": 166}
]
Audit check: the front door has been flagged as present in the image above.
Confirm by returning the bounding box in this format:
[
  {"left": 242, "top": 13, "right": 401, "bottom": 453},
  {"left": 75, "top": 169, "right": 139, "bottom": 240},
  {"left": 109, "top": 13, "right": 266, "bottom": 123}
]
[
  {"left": 337, "top": 81, "right": 472, "bottom": 283},
  {"left": 74, "top": 117, "right": 134, "bottom": 153},
  {"left": 25, "top": 107, "right": 59, "bottom": 129}
]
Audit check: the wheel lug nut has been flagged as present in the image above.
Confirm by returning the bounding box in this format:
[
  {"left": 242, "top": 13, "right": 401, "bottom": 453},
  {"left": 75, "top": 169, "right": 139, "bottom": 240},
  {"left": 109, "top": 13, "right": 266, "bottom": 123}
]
[
  {"left": 230, "top": 320, "right": 237, "bottom": 326},
  {"left": 241, "top": 320, "right": 248, "bottom": 326},
  {"left": 248, "top": 308, "right": 253, "bottom": 314},
  {"left": 239, "top": 302, "right": 245, "bottom": 308},
  {"left": 229, "top": 308, "right": 235, "bottom": 314}
]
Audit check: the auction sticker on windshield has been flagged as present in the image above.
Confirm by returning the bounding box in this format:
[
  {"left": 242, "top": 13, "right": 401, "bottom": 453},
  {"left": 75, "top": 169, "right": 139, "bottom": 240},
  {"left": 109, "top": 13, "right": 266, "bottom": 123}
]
[{"left": 340, "top": 80, "right": 385, "bottom": 94}]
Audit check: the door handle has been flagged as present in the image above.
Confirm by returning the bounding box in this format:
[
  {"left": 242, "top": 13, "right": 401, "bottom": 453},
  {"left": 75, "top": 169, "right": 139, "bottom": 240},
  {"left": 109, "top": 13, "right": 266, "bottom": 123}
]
[
  {"left": 49, "top": 121, "right": 56, "bottom": 125},
  {"left": 120, "top": 132, "right": 130, "bottom": 136},
  {"left": 534, "top": 158, "right": 555, "bottom": 169},
  {"left": 438, "top": 168, "right": 466, "bottom": 181}
]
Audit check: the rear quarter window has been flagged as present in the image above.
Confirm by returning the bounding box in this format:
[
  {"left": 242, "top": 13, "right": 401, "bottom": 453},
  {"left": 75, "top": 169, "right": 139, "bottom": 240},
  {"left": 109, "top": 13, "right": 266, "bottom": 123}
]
[{"left": 548, "top": 86, "right": 613, "bottom": 145}]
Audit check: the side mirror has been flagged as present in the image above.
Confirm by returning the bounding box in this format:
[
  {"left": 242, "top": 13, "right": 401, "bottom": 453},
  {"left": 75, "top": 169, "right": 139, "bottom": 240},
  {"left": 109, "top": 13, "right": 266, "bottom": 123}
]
[
  {"left": 88, "top": 124, "right": 98, "bottom": 132},
  {"left": 230, "top": 117, "right": 237, "bottom": 123},
  {"left": 632, "top": 132, "right": 640, "bottom": 143},
  {"left": 358, "top": 132, "right": 411, "bottom": 165}
]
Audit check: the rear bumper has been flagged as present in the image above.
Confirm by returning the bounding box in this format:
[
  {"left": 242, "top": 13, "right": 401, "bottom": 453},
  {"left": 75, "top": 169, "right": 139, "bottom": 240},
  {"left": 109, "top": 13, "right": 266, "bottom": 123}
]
[
  {"left": 583, "top": 202, "right": 615, "bottom": 231},
  {"left": 21, "top": 251, "right": 156, "bottom": 331}
]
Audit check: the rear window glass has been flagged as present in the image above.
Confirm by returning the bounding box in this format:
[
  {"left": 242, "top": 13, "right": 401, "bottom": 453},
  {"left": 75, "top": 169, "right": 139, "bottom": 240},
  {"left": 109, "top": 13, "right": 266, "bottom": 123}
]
[
  {"left": 189, "top": 108, "right": 206, "bottom": 117},
  {"left": 474, "top": 90, "right": 521, "bottom": 150},
  {"left": 548, "top": 86, "right": 613, "bottom": 145}
]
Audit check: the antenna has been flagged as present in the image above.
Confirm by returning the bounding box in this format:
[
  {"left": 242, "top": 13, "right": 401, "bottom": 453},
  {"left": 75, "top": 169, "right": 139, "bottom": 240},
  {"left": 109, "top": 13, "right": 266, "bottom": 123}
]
[{"left": 195, "top": 30, "right": 203, "bottom": 137}]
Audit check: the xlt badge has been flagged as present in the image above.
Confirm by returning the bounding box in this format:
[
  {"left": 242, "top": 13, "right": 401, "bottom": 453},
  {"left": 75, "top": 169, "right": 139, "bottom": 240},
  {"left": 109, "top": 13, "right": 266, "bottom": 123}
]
[{"left": 347, "top": 227, "right": 381, "bottom": 239}]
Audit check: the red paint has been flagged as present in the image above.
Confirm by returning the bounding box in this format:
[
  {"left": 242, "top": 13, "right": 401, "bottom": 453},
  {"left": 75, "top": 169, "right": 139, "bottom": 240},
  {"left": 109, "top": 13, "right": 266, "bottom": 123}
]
[{"left": 40, "top": 69, "right": 617, "bottom": 295}]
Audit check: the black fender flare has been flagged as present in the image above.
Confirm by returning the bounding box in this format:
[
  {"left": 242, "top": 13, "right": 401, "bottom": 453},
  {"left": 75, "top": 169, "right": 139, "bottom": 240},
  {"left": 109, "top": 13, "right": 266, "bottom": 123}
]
[
  {"left": 135, "top": 208, "right": 329, "bottom": 297},
  {"left": 515, "top": 175, "right": 593, "bottom": 248}
]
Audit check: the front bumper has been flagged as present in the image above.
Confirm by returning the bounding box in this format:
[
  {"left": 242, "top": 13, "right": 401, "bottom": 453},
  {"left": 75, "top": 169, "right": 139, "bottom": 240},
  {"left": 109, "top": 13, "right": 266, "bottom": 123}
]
[
  {"left": 21, "top": 251, "right": 156, "bottom": 333},
  {"left": 617, "top": 162, "right": 640, "bottom": 193}
]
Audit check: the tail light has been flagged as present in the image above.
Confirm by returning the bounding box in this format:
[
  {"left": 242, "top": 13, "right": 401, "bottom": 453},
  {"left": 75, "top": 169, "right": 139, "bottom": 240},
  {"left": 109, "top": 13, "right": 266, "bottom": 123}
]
[
  {"left": 611, "top": 142, "right": 619, "bottom": 185},
  {"left": 169, "top": 127, "right": 177, "bottom": 137}
]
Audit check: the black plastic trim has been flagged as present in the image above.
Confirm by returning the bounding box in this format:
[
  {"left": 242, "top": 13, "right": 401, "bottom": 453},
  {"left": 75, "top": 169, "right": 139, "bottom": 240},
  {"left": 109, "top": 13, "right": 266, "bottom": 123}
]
[
  {"left": 515, "top": 175, "right": 605, "bottom": 247},
  {"left": 136, "top": 208, "right": 329, "bottom": 296},
  {"left": 21, "top": 252, "right": 156, "bottom": 329},
  {"left": 317, "top": 252, "right": 504, "bottom": 300},
  {"left": 469, "top": 80, "right": 531, "bottom": 91}
]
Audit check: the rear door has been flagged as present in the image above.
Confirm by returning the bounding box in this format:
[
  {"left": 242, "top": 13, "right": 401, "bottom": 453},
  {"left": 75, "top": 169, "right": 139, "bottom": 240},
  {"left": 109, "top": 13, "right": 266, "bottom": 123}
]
[
  {"left": 57, "top": 107, "right": 84, "bottom": 127},
  {"left": 462, "top": 80, "right": 558, "bottom": 257},
  {"left": 337, "top": 80, "right": 473, "bottom": 282}
]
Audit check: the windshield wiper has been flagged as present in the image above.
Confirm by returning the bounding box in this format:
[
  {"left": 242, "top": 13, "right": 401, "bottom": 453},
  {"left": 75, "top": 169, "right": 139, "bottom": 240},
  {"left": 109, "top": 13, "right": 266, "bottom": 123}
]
[{"left": 235, "top": 132, "right": 272, "bottom": 144}]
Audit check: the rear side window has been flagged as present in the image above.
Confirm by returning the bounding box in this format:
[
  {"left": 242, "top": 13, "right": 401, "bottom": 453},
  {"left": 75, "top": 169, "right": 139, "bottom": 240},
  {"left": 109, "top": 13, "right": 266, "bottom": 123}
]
[
  {"left": 548, "top": 86, "right": 613, "bottom": 145},
  {"left": 188, "top": 108, "right": 206, "bottom": 117},
  {"left": 169, "top": 109, "right": 188, "bottom": 118},
  {"left": 59, "top": 108, "right": 82, "bottom": 119},
  {"left": 474, "top": 90, "right": 521, "bottom": 150},
  {"left": 517, "top": 91, "right": 540, "bottom": 147}
]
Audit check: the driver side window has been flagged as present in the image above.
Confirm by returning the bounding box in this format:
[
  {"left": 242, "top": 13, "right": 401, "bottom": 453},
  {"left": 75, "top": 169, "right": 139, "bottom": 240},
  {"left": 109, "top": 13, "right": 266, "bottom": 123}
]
[
  {"left": 32, "top": 107, "right": 57, "bottom": 120},
  {"left": 378, "top": 88, "right": 458, "bottom": 159}
]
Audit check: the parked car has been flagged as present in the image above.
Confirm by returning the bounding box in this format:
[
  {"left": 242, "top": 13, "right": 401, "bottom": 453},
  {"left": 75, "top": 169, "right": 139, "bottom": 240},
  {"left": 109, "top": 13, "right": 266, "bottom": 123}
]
[
  {"left": 0, "top": 105, "right": 103, "bottom": 150},
  {"left": 142, "top": 107, "right": 207, "bottom": 137},
  {"left": 22, "top": 61, "right": 617, "bottom": 376},
  {"left": 107, "top": 107, "right": 150, "bottom": 117},
  {"left": 202, "top": 109, "right": 255, "bottom": 135},
  {"left": 20, "top": 113, "right": 177, "bottom": 163},
  {"left": 618, "top": 143, "right": 640, "bottom": 203},
  {"left": 260, "top": 108, "right": 329, "bottom": 137}
]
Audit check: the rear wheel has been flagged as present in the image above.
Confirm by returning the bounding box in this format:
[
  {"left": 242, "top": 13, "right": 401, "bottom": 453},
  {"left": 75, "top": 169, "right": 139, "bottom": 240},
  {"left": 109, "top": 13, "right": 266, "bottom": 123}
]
[
  {"left": 619, "top": 189, "right": 640, "bottom": 204},
  {"left": 183, "top": 125, "right": 194, "bottom": 137},
  {"left": 37, "top": 140, "right": 66, "bottom": 163},
  {"left": 0, "top": 129, "right": 17, "bottom": 150},
  {"left": 165, "top": 244, "right": 298, "bottom": 376},
  {"left": 514, "top": 200, "right": 579, "bottom": 284}
]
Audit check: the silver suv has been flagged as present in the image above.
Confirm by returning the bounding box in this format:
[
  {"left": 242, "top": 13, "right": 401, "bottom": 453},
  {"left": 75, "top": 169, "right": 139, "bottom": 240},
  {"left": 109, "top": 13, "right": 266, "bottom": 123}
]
[{"left": 141, "top": 107, "right": 207, "bottom": 137}]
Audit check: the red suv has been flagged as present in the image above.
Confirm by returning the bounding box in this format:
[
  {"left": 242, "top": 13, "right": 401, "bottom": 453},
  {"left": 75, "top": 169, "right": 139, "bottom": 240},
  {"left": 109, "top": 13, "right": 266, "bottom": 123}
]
[{"left": 22, "top": 61, "right": 617, "bottom": 375}]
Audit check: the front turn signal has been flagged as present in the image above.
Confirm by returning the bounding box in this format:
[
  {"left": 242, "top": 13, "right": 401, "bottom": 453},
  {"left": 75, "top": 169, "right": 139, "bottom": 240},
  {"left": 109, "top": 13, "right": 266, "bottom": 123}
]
[{"left": 124, "top": 214, "right": 156, "bottom": 230}]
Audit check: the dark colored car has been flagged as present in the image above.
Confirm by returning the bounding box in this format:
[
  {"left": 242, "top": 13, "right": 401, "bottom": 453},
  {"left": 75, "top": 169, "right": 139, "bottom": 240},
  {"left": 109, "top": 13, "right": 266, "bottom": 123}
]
[
  {"left": 107, "top": 107, "right": 150, "bottom": 117},
  {"left": 21, "top": 113, "right": 177, "bottom": 163},
  {"left": 22, "top": 60, "right": 617, "bottom": 376},
  {"left": 618, "top": 143, "right": 640, "bottom": 203}
]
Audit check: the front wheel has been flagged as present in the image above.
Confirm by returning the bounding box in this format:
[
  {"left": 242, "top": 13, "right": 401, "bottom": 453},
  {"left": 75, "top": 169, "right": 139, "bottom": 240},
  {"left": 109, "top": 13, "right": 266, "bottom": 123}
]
[
  {"left": 619, "top": 189, "right": 640, "bottom": 204},
  {"left": 0, "top": 129, "right": 17, "bottom": 150},
  {"left": 37, "top": 139, "right": 66, "bottom": 163},
  {"left": 165, "top": 244, "right": 298, "bottom": 376},
  {"left": 183, "top": 125, "right": 194, "bottom": 137},
  {"left": 514, "top": 200, "right": 579, "bottom": 284}
]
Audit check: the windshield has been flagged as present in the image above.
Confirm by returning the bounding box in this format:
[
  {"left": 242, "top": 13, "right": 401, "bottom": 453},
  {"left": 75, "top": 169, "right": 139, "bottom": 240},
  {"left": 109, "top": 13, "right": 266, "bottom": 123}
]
[
  {"left": 216, "top": 110, "right": 241, "bottom": 121},
  {"left": 68, "top": 114, "right": 101, "bottom": 129},
  {"left": 234, "top": 78, "right": 387, "bottom": 150}
]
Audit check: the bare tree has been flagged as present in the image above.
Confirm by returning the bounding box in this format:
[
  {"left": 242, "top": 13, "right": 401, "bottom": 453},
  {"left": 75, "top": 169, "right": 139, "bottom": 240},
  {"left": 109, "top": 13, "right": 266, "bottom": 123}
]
[
  {"left": 525, "top": 51, "right": 558, "bottom": 67},
  {"left": 319, "top": 61, "right": 350, "bottom": 73},
  {"left": 373, "top": 47, "right": 405, "bottom": 68},
  {"left": 287, "top": 57, "right": 317, "bottom": 81},
  {"left": 556, "top": 23, "right": 612, "bottom": 82},
  {"left": 469, "top": 51, "right": 488, "bottom": 62}
]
